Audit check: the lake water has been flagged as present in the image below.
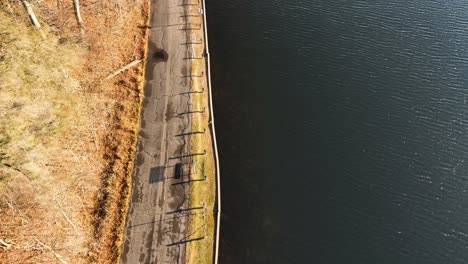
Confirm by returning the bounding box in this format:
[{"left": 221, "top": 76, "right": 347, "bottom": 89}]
[{"left": 206, "top": 1, "right": 468, "bottom": 263}]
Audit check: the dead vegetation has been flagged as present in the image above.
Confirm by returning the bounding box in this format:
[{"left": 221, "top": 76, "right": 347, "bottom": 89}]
[{"left": 0, "top": 0, "right": 148, "bottom": 263}]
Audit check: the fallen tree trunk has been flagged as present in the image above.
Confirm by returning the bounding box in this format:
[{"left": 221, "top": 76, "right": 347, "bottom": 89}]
[
  {"left": 0, "top": 239, "right": 12, "bottom": 249},
  {"left": 106, "top": 59, "right": 142, "bottom": 79},
  {"left": 35, "top": 239, "right": 68, "bottom": 264},
  {"left": 21, "top": 0, "right": 41, "bottom": 30},
  {"left": 57, "top": 201, "right": 79, "bottom": 236},
  {"left": 73, "top": 0, "right": 83, "bottom": 29}
]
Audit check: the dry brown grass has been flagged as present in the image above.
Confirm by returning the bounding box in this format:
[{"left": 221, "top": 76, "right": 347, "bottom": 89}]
[{"left": 0, "top": 0, "right": 148, "bottom": 263}]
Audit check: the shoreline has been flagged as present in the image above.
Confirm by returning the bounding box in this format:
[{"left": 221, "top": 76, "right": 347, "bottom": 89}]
[
  {"left": 185, "top": 0, "right": 221, "bottom": 262},
  {"left": 199, "top": 0, "right": 222, "bottom": 262},
  {"left": 119, "top": 0, "right": 219, "bottom": 263}
]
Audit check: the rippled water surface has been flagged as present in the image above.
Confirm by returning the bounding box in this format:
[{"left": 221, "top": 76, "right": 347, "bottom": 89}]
[{"left": 207, "top": 1, "right": 468, "bottom": 263}]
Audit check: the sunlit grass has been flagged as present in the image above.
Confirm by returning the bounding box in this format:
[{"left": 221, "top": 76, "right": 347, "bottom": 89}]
[
  {"left": 186, "top": 27, "right": 216, "bottom": 264},
  {"left": 0, "top": 9, "right": 84, "bottom": 181}
]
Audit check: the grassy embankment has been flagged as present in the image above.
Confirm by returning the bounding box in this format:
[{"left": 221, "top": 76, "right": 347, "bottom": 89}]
[
  {"left": 0, "top": 1, "right": 148, "bottom": 263},
  {"left": 185, "top": 3, "right": 217, "bottom": 264}
]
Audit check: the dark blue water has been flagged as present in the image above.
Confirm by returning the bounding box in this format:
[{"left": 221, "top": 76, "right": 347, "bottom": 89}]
[{"left": 207, "top": 1, "right": 468, "bottom": 263}]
